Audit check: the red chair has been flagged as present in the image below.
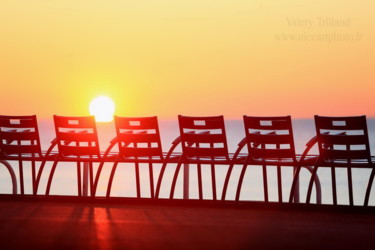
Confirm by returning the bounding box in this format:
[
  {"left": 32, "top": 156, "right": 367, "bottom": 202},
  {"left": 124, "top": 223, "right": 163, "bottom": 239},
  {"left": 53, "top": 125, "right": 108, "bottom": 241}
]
[
  {"left": 155, "top": 115, "right": 230, "bottom": 200},
  {"left": 222, "top": 116, "right": 302, "bottom": 202},
  {"left": 93, "top": 116, "right": 164, "bottom": 198},
  {"left": 0, "top": 115, "right": 42, "bottom": 194},
  {"left": 290, "top": 115, "right": 374, "bottom": 206},
  {"left": 36, "top": 115, "right": 101, "bottom": 196}
]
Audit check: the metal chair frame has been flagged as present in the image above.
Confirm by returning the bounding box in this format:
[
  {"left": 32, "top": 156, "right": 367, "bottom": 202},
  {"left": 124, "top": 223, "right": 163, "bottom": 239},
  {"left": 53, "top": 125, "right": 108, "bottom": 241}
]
[
  {"left": 155, "top": 115, "right": 231, "bottom": 200},
  {"left": 35, "top": 115, "right": 101, "bottom": 196},
  {"left": 222, "top": 116, "right": 308, "bottom": 203},
  {"left": 93, "top": 116, "right": 165, "bottom": 198},
  {"left": 289, "top": 115, "right": 374, "bottom": 206},
  {"left": 0, "top": 115, "right": 43, "bottom": 195}
]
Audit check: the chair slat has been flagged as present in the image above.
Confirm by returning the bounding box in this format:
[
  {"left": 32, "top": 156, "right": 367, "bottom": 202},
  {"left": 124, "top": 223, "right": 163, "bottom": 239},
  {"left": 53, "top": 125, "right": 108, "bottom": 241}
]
[
  {"left": 58, "top": 131, "right": 98, "bottom": 142},
  {"left": 59, "top": 145, "right": 99, "bottom": 156},
  {"left": 184, "top": 147, "right": 228, "bottom": 157},
  {"left": 247, "top": 133, "right": 292, "bottom": 145},
  {"left": 320, "top": 134, "right": 368, "bottom": 145},
  {"left": 120, "top": 147, "right": 163, "bottom": 157},
  {"left": 117, "top": 133, "right": 160, "bottom": 143},
  {"left": 244, "top": 116, "right": 292, "bottom": 130},
  {"left": 1, "top": 144, "right": 41, "bottom": 154},
  {"left": 178, "top": 115, "right": 225, "bottom": 130},
  {"left": 0, "top": 131, "right": 39, "bottom": 141},
  {"left": 182, "top": 133, "right": 226, "bottom": 144},
  {"left": 115, "top": 116, "right": 159, "bottom": 130},
  {"left": 315, "top": 115, "right": 367, "bottom": 130},
  {"left": 54, "top": 115, "right": 96, "bottom": 128},
  {"left": 249, "top": 148, "right": 295, "bottom": 159},
  {"left": 323, "top": 150, "right": 370, "bottom": 160},
  {"left": 0, "top": 116, "right": 37, "bottom": 128}
]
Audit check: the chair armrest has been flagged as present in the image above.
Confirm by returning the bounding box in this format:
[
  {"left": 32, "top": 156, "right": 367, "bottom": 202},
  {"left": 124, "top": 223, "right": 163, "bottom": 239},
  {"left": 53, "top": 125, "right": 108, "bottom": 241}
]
[
  {"left": 110, "top": 137, "right": 118, "bottom": 144},
  {"left": 306, "top": 135, "right": 318, "bottom": 147},
  {"left": 172, "top": 136, "right": 182, "bottom": 145},
  {"left": 238, "top": 137, "right": 247, "bottom": 147}
]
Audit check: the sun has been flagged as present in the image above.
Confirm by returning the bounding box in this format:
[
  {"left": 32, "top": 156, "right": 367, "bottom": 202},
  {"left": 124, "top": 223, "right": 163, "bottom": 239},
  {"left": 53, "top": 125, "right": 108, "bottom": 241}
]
[{"left": 89, "top": 96, "right": 115, "bottom": 122}]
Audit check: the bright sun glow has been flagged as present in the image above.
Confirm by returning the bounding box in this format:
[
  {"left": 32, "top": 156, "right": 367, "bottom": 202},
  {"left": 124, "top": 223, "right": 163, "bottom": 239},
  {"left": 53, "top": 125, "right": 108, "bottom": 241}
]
[{"left": 89, "top": 96, "right": 115, "bottom": 122}]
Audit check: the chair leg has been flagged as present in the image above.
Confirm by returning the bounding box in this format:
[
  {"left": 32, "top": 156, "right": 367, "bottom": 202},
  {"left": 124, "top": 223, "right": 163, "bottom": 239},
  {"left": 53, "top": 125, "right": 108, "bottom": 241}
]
[
  {"left": 155, "top": 162, "right": 169, "bottom": 199},
  {"left": 306, "top": 165, "right": 319, "bottom": 204},
  {"left": 262, "top": 165, "right": 268, "bottom": 202},
  {"left": 221, "top": 163, "right": 235, "bottom": 201},
  {"left": 77, "top": 162, "right": 81, "bottom": 197},
  {"left": 170, "top": 160, "right": 184, "bottom": 199},
  {"left": 235, "top": 163, "right": 249, "bottom": 202},
  {"left": 106, "top": 160, "right": 120, "bottom": 198},
  {"left": 135, "top": 162, "right": 141, "bottom": 198},
  {"left": 19, "top": 160, "right": 24, "bottom": 195},
  {"left": 331, "top": 166, "right": 337, "bottom": 205},
  {"left": 197, "top": 164, "right": 203, "bottom": 200},
  {"left": 92, "top": 162, "right": 105, "bottom": 197},
  {"left": 289, "top": 166, "right": 302, "bottom": 203},
  {"left": 277, "top": 165, "right": 283, "bottom": 203},
  {"left": 89, "top": 162, "right": 94, "bottom": 197},
  {"left": 45, "top": 160, "right": 59, "bottom": 195},
  {"left": 347, "top": 167, "right": 353, "bottom": 206},
  {"left": 149, "top": 163, "right": 154, "bottom": 199},
  {"left": 364, "top": 168, "right": 375, "bottom": 206},
  {"left": 31, "top": 161, "right": 36, "bottom": 195},
  {"left": 211, "top": 164, "right": 217, "bottom": 201}
]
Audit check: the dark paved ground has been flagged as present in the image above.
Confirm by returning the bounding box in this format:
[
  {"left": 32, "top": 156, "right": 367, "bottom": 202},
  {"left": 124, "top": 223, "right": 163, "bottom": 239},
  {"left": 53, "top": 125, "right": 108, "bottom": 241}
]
[{"left": 0, "top": 196, "right": 375, "bottom": 249}]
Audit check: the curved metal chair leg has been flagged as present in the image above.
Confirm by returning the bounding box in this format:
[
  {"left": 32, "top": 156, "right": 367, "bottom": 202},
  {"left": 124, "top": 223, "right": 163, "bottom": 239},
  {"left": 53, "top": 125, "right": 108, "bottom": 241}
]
[
  {"left": 364, "top": 168, "right": 375, "bottom": 206},
  {"left": 221, "top": 145, "right": 245, "bottom": 201},
  {"left": 306, "top": 165, "right": 319, "bottom": 204},
  {"left": 106, "top": 159, "right": 120, "bottom": 198},
  {"left": 235, "top": 163, "right": 249, "bottom": 202},
  {"left": 169, "top": 159, "right": 184, "bottom": 199},
  {"left": 155, "top": 141, "right": 181, "bottom": 199},
  {"left": 289, "top": 166, "right": 302, "bottom": 203},
  {"left": 34, "top": 141, "right": 58, "bottom": 195},
  {"left": 92, "top": 141, "right": 118, "bottom": 197},
  {"left": 45, "top": 160, "right": 59, "bottom": 195},
  {"left": 155, "top": 161, "right": 168, "bottom": 199},
  {"left": 0, "top": 160, "right": 18, "bottom": 194}
]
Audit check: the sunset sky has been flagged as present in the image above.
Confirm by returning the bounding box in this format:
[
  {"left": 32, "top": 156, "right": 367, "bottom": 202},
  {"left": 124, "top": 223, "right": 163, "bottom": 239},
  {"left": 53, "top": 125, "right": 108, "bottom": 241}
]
[{"left": 0, "top": 1, "right": 374, "bottom": 119}]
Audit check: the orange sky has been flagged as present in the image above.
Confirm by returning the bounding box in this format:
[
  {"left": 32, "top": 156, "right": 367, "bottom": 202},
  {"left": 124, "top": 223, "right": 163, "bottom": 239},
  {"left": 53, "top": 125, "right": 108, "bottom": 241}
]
[{"left": 0, "top": 1, "right": 374, "bottom": 119}]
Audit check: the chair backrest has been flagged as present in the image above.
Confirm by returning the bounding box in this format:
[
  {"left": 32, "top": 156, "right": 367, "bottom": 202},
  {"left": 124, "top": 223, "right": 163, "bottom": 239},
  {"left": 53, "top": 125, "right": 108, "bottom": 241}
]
[
  {"left": 53, "top": 115, "right": 100, "bottom": 157},
  {"left": 0, "top": 115, "right": 42, "bottom": 157},
  {"left": 114, "top": 116, "right": 163, "bottom": 158},
  {"left": 178, "top": 115, "right": 229, "bottom": 159},
  {"left": 243, "top": 116, "right": 296, "bottom": 160},
  {"left": 314, "top": 115, "right": 371, "bottom": 161}
]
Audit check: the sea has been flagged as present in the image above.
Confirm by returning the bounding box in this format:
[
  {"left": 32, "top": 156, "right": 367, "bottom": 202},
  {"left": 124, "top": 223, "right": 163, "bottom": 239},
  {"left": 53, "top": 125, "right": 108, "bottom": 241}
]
[{"left": 1, "top": 119, "right": 375, "bottom": 206}]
